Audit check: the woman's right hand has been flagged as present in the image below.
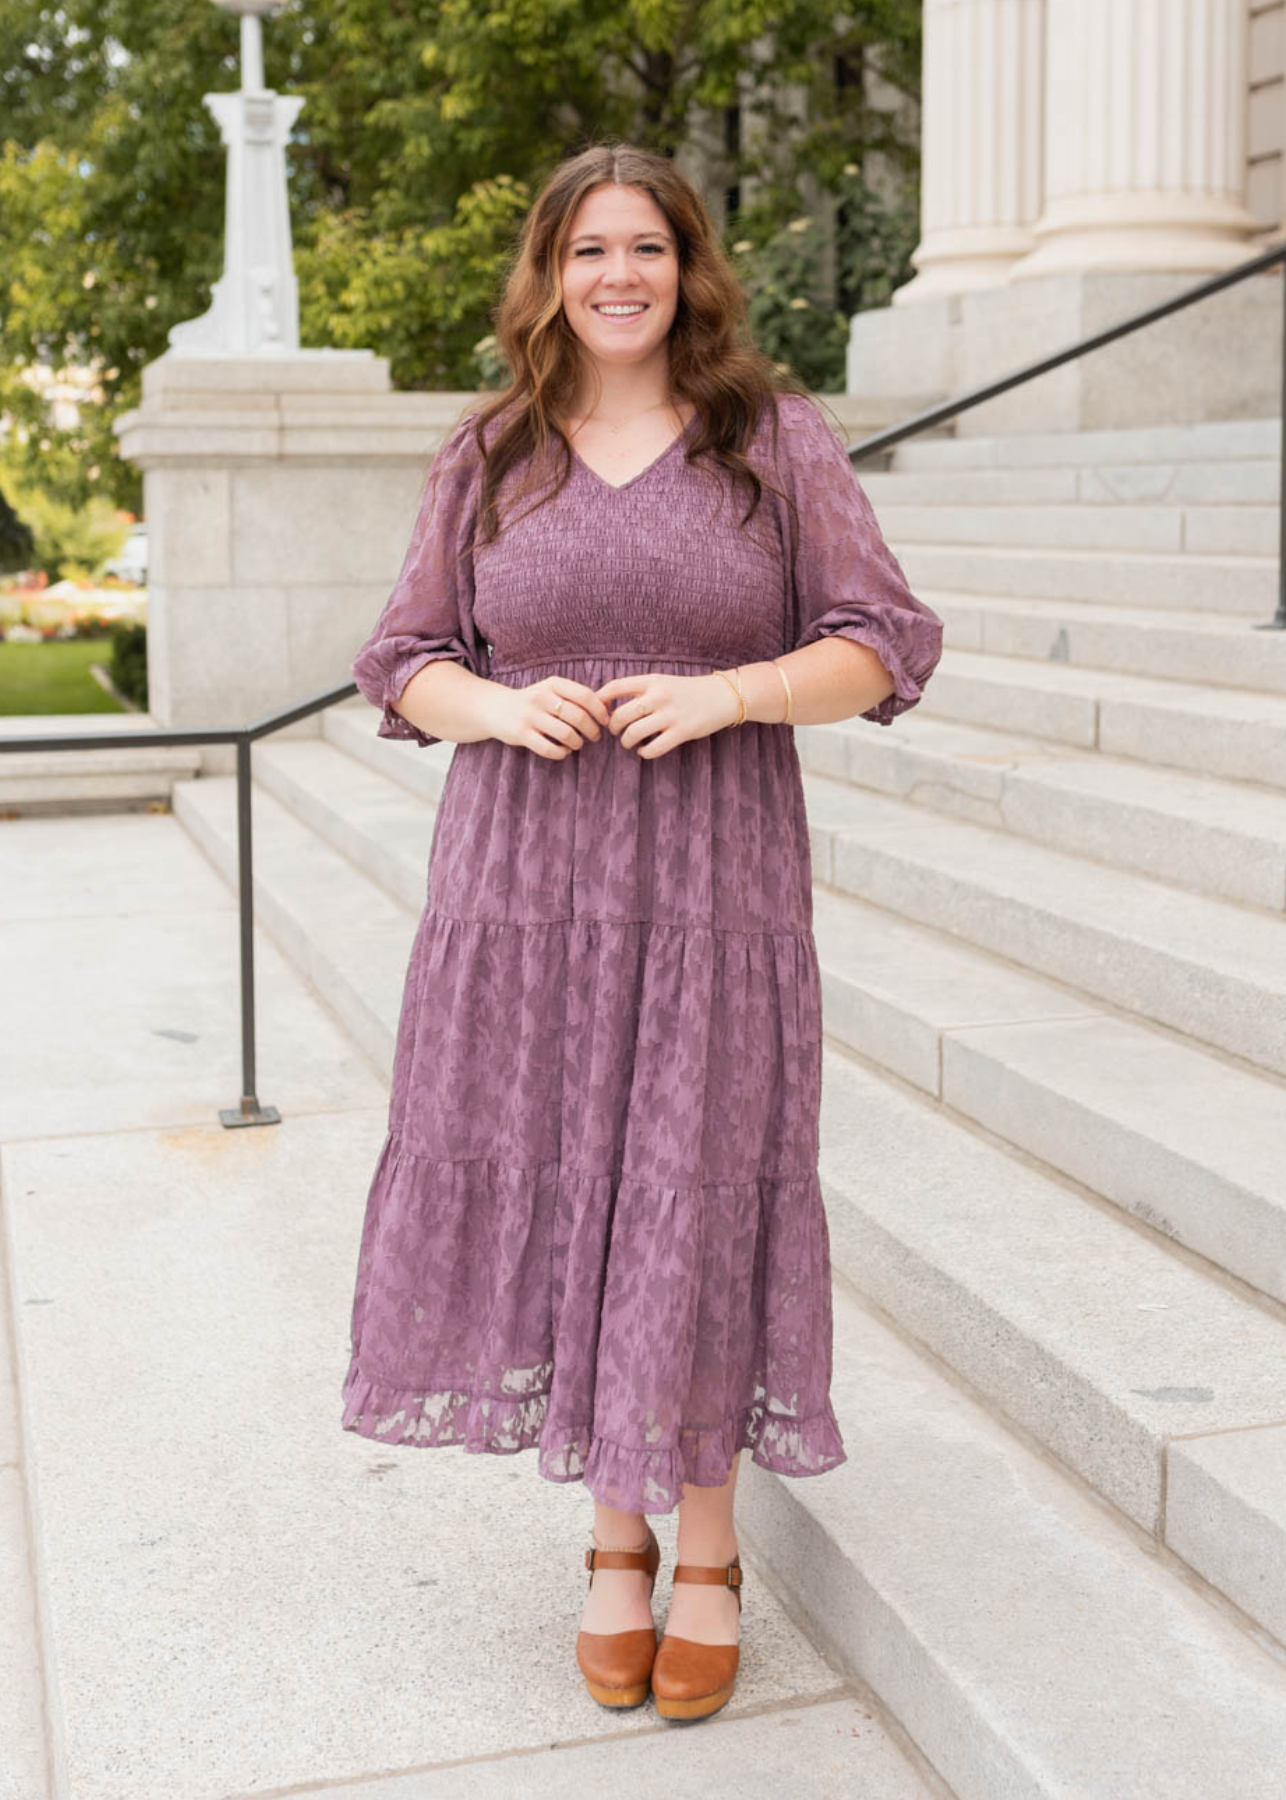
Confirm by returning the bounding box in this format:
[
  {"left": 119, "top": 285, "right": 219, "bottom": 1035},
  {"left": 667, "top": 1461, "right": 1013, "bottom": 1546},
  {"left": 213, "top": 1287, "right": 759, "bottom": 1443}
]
[{"left": 483, "top": 675, "right": 613, "bottom": 759}]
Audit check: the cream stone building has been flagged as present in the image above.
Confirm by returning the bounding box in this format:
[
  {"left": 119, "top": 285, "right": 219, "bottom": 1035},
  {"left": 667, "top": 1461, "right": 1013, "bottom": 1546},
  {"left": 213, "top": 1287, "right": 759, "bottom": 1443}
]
[{"left": 848, "top": 0, "right": 1286, "bottom": 431}]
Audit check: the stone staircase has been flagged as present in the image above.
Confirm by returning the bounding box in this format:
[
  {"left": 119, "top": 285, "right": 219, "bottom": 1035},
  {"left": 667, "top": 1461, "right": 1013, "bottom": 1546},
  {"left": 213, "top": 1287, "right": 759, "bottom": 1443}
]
[
  {"left": 172, "top": 413, "right": 1286, "bottom": 1797},
  {"left": 0, "top": 712, "right": 202, "bottom": 813}
]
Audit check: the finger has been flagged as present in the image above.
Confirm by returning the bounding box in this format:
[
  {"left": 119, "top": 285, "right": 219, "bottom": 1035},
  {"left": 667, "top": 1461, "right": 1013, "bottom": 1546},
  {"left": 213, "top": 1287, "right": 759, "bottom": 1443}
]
[
  {"left": 525, "top": 730, "right": 572, "bottom": 759},
  {"left": 575, "top": 683, "right": 613, "bottom": 723},
  {"left": 620, "top": 712, "right": 664, "bottom": 751},
  {"left": 566, "top": 699, "right": 603, "bottom": 741},
  {"left": 608, "top": 700, "right": 640, "bottom": 737},
  {"left": 557, "top": 681, "right": 608, "bottom": 722},
  {"left": 539, "top": 712, "right": 583, "bottom": 749},
  {"left": 635, "top": 726, "right": 677, "bottom": 759}
]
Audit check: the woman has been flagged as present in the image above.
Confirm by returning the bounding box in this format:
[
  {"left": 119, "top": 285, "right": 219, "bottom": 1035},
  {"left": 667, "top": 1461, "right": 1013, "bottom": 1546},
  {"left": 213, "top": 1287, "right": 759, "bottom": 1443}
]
[{"left": 343, "top": 139, "right": 944, "bottom": 1723}]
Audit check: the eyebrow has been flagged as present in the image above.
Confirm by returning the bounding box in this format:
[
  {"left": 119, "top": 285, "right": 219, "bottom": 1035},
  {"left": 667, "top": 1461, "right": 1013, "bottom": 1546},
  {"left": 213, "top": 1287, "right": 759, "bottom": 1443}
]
[{"left": 568, "top": 231, "right": 672, "bottom": 246}]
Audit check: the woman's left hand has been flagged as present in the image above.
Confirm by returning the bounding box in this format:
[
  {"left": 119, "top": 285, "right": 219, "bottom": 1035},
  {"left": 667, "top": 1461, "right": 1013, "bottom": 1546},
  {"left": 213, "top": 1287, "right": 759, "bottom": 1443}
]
[{"left": 596, "top": 672, "right": 738, "bottom": 758}]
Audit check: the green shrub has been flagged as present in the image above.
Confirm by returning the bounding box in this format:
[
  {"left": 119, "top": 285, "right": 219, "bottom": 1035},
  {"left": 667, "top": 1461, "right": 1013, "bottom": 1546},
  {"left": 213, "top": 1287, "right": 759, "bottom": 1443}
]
[
  {"left": 108, "top": 619, "right": 148, "bottom": 708},
  {"left": 0, "top": 477, "right": 129, "bottom": 584}
]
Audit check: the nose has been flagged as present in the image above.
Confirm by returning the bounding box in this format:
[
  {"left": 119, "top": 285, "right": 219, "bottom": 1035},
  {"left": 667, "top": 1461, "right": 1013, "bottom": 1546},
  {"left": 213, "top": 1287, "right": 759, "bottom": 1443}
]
[{"left": 599, "top": 248, "right": 637, "bottom": 284}]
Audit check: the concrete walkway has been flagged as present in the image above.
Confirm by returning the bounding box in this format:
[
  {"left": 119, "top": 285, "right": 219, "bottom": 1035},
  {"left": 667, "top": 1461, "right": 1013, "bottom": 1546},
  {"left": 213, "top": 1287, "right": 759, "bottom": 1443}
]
[{"left": 0, "top": 811, "right": 935, "bottom": 1800}]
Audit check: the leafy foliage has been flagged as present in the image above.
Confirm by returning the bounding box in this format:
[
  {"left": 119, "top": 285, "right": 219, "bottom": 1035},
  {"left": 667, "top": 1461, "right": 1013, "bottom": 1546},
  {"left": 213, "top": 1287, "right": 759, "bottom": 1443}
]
[
  {"left": 0, "top": 0, "right": 921, "bottom": 512},
  {"left": 0, "top": 473, "right": 128, "bottom": 583}
]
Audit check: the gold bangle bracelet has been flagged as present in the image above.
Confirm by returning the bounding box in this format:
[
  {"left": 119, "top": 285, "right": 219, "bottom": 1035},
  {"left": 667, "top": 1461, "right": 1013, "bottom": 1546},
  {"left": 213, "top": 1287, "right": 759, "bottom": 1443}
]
[
  {"left": 715, "top": 661, "right": 793, "bottom": 727},
  {"left": 771, "top": 657, "right": 793, "bottom": 724},
  {"left": 713, "top": 667, "right": 745, "bottom": 726}
]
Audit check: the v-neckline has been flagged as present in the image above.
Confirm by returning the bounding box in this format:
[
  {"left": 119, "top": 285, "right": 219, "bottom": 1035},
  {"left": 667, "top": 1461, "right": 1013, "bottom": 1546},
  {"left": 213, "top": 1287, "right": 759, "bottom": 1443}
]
[{"left": 568, "top": 410, "right": 697, "bottom": 494}]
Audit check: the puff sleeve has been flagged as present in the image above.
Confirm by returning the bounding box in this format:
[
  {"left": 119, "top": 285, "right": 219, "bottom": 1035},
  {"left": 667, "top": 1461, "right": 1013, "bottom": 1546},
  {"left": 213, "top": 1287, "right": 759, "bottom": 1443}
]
[
  {"left": 351, "top": 411, "right": 491, "bottom": 747},
  {"left": 778, "top": 393, "right": 943, "bottom": 726}
]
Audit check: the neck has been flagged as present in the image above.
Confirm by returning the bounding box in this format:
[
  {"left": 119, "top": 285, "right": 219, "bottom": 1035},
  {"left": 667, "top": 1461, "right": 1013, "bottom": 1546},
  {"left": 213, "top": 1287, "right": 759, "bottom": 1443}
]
[{"left": 570, "top": 347, "right": 675, "bottom": 423}]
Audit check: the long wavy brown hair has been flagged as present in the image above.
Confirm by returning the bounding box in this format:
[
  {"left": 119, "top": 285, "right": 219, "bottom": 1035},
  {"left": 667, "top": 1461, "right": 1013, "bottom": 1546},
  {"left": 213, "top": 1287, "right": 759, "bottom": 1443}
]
[{"left": 456, "top": 139, "right": 829, "bottom": 554}]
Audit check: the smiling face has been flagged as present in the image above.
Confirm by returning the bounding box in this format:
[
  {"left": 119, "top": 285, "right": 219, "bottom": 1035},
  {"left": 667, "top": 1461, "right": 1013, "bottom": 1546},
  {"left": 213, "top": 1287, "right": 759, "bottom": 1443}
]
[{"left": 559, "top": 181, "right": 680, "bottom": 379}]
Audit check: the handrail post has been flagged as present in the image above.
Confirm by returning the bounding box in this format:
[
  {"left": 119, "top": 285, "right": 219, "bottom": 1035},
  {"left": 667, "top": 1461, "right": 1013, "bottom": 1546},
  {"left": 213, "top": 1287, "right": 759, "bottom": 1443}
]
[
  {"left": 1260, "top": 255, "right": 1286, "bottom": 631},
  {"left": 218, "top": 734, "right": 281, "bottom": 1128}
]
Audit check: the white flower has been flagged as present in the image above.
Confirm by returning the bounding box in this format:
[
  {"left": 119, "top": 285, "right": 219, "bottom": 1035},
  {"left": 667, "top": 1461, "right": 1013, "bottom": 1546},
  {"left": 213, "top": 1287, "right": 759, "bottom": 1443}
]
[
  {"left": 144, "top": 295, "right": 158, "bottom": 309},
  {"left": 786, "top": 217, "right": 811, "bottom": 233},
  {"left": 843, "top": 162, "right": 859, "bottom": 176},
  {"left": 788, "top": 297, "right": 809, "bottom": 310},
  {"left": 731, "top": 239, "right": 753, "bottom": 254},
  {"left": 83, "top": 271, "right": 96, "bottom": 289}
]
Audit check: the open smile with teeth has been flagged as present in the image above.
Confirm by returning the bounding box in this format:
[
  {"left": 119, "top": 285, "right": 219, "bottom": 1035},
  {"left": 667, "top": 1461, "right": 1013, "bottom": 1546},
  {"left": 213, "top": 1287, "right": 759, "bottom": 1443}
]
[{"left": 594, "top": 302, "right": 648, "bottom": 317}]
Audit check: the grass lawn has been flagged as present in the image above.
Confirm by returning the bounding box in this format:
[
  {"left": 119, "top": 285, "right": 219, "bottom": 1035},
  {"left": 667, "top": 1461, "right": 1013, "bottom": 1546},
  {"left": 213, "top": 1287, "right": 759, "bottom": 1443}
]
[{"left": 0, "top": 639, "right": 128, "bottom": 716}]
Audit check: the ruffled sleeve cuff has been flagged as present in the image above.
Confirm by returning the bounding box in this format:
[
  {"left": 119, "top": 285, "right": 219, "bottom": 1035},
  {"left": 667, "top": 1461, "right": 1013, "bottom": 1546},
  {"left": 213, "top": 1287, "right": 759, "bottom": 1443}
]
[
  {"left": 795, "top": 606, "right": 945, "bottom": 727},
  {"left": 776, "top": 392, "right": 945, "bottom": 727},
  {"left": 360, "top": 638, "right": 484, "bottom": 748}
]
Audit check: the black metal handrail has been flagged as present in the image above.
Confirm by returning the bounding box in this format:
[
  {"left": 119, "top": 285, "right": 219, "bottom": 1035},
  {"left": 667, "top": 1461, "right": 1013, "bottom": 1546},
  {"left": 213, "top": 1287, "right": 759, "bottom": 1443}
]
[
  {"left": 842, "top": 232, "right": 1286, "bottom": 632},
  {"left": 4, "top": 232, "right": 1285, "bottom": 1125}
]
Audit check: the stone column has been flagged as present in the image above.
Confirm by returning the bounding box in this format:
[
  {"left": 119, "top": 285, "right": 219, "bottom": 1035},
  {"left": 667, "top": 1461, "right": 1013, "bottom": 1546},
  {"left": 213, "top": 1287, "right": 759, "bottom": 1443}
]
[
  {"left": 1010, "top": 0, "right": 1259, "bottom": 280},
  {"left": 897, "top": 0, "right": 1046, "bottom": 302}
]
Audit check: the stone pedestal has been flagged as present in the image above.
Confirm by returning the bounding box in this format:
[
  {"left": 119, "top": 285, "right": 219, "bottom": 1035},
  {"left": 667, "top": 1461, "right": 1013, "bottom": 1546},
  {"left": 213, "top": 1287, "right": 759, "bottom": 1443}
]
[
  {"left": 113, "top": 351, "right": 480, "bottom": 774},
  {"left": 849, "top": 267, "right": 1284, "bottom": 437}
]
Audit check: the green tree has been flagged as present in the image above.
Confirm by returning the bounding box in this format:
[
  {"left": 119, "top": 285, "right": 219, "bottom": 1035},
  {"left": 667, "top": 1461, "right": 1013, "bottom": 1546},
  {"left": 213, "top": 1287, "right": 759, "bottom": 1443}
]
[
  {"left": 0, "top": 0, "right": 921, "bottom": 511},
  {"left": 1, "top": 474, "right": 128, "bottom": 583}
]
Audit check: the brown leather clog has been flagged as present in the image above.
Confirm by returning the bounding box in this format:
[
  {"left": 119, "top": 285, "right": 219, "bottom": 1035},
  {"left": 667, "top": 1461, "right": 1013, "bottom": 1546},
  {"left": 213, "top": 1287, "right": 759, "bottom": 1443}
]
[
  {"left": 575, "top": 1524, "right": 662, "bottom": 1708},
  {"left": 650, "top": 1554, "right": 743, "bottom": 1720}
]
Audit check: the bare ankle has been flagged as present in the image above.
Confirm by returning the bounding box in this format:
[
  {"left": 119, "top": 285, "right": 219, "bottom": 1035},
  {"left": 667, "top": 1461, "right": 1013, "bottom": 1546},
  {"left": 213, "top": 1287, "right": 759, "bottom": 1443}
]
[{"left": 591, "top": 1505, "right": 649, "bottom": 1552}]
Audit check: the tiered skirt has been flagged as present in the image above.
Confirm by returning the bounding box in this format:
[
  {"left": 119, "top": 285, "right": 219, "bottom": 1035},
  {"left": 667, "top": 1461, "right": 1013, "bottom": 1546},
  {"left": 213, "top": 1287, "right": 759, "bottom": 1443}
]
[{"left": 341, "top": 654, "right": 847, "bottom": 1513}]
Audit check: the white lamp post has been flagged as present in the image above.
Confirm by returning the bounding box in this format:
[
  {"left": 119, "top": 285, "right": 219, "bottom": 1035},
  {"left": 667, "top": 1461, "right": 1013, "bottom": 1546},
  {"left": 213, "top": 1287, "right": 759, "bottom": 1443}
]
[{"left": 167, "top": 0, "right": 304, "bottom": 356}]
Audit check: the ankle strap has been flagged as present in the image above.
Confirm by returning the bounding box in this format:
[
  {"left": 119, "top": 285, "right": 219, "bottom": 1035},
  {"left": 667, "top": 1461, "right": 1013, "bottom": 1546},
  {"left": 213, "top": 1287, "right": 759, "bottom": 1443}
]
[
  {"left": 584, "top": 1524, "right": 658, "bottom": 1577},
  {"left": 585, "top": 1545, "right": 652, "bottom": 1573},
  {"left": 672, "top": 1557, "right": 743, "bottom": 1590}
]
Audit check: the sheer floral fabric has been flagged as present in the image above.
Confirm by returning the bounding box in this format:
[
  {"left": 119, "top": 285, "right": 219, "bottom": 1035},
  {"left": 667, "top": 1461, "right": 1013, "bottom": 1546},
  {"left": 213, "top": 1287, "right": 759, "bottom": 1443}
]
[{"left": 342, "top": 391, "right": 944, "bottom": 1513}]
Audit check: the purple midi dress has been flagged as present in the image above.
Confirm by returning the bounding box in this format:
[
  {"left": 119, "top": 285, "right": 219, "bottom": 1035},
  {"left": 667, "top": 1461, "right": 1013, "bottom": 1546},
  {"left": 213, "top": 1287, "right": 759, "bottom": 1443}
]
[{"left": 341, "top": 390, "right": 944, "bottom": 1514}]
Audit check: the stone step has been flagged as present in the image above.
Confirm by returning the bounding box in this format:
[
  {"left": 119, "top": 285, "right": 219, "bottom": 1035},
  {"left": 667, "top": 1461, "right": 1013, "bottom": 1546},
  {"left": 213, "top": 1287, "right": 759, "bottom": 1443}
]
[
  {"left": 171, "top": 774, "right": 413, "bottom": 1079},
  {"left": 917, "top": 647, "right": 1286, "bottom": 787},
  {"left": 1168, "top": 1424, "right": 1286, "bottom": 1659},
  {"left": 889, "top": 415, "right": 1280, "bottom": 471},
  {"left": 877, "top": 499, "right": 1278, "bottom": 556},
  {"left": 862, "top": 457, "right": 1281, "bottom": 507},
  {"left": 0, "top": 713, "right": 202, "bottom": 813},
  {"left": 926, "top": 591, "right": 1286, "bottom": 697},
  {"left": 740, "top": 1280, "right": 1286, "bottom": 1800},
  {"left": 814, "top": 1044, "right": 1286, "bottom": 1542},
  {"left": 801, "top": 773, "right": 1286, "bottom": 1078},
  {"left": 799, "top": 711, "right": 1286, "bottom": 907},
  {"left": 321, "top": 694, "right": 452, "bottom": 804},
  {"left": 810, "top": 882, "right": 1286, "bottom": 1309},
  {"left": 250, "top": 736, "right": 440, "bottom": 910},
  {"left": 896, "top": 539, "right": 1275, "bottom": 615},
  {"left": 173, "top": 735, "right": 1286, "bottom": 1684}
]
